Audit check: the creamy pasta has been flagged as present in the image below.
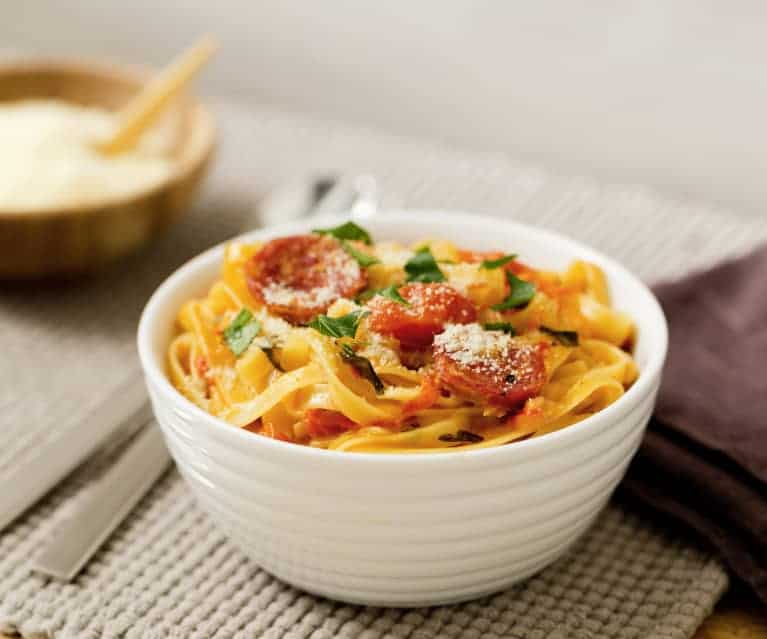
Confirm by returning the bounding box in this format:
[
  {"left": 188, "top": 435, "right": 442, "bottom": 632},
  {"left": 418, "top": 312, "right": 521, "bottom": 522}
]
[{"left": 168, "top": 222, "right": 638, "bottom": 453}]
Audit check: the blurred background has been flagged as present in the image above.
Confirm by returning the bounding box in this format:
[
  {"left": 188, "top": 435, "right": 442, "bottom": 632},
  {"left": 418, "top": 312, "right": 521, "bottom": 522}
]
[{"left": 4, "top": 0, "right": 766, "bottom": 218}]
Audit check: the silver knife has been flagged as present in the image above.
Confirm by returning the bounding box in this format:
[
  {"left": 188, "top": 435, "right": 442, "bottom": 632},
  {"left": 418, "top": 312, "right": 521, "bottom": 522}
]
[
  {"left": 0, "top": 375, "right": 150, "bottom": 532},
  {"left": 31, "top": 421, "right": 171, "bottom": 581}
]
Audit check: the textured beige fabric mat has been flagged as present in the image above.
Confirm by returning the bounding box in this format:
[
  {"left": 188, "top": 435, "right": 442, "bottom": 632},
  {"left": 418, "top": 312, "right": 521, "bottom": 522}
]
[{"left": 3, "top": 101, "right": 764, "bottom": 638}]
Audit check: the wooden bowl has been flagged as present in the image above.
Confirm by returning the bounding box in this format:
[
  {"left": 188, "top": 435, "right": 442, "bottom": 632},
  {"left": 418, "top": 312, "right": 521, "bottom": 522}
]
[{"left": 0, "top": 59, "right": 216, "bottom": 278}]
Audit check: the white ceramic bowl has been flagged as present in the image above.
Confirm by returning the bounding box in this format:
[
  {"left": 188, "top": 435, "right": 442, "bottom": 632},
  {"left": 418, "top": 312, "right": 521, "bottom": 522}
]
[{"left": 138, "top": 211, "right": 668, "bottom": 607}]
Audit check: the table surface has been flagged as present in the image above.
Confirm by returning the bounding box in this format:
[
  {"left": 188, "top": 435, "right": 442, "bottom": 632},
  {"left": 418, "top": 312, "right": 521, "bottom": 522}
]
[{"left": 1, "top": 584, "right": 764, "bottom": 638}]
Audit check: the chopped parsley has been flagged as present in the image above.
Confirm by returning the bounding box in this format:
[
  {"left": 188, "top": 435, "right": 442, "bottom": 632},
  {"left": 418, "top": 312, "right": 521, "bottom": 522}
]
[
  {"left": 480, "top": 254, "right": 517, "bottom": 269},
  {"left": 340, "top": 343, "right": 384, "bottom": 393},
  {"left": 313, "top": 221, "right": 372, "bottom": 245},
  {"left": 540, "top": 326, "right": 579, "bottom": 346},
  {"left": 483, "top": 322, "right": 516, "bottom": 335},
  {"left": 341, "top": 240, "right": 380, "bottom": 267},
  {"left": 223, "top": 309, "right": 261, "bottom": 357},
  {"left": 491, "top": 271, "right": 536, "bottom": 311},
  {"left": 308, "top": 310, "right": 369, "bottom": 338},
  {"left": 404, "top": 247, "right": 446, "bottom": 283},
  {"left": 438, "top": 430, "right": 484, "bottom": 444}
]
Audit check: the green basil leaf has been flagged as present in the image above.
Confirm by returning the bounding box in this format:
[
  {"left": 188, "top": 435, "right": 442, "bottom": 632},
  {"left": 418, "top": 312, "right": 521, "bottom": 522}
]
[
  {"left": 480, "top": 254, "right": 517, "bottom": 269},
  {"left": 438, "top": 430, "right": 484, "bottom": 443},
  {"left": 341, "top": 240, "right": 380, "bottom": 267},
  {"left": 404, "top": 247, "right": 446, "bottom": 283},
  {"left": 340, "top": 343, "right": 384, "bottom": 393},
  {"left": 357, "top": 284, "right": 410, "bottom": 305},
  {"left": 223, "top": 309, "right": 261, "bottom": 357},
  {"left": 540, "top": 326, "right": 579, "bottom": 346},
  {"left": 308, "top": 310, "right": 369, "bottom": 338},
  {"left": 375, "top": 284, "right": 409, "bottom": 305},
  {"left": 491, "top": 271, "right": 536, "bottom": 311},
  {"left": 483, "top": 322, "right": 516, "bottom": 335},
  {"left": 313, "top": 221, "right": 373, "bottom": 245}
]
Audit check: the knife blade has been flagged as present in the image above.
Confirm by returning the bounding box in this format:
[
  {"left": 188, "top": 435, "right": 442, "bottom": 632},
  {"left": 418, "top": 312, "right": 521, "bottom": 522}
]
[
  {"left": 0, "top": 375, "right": 150, "bottom": 532},
  {"left": 31, "top": 421, "right": 172, "bottom": 581}
]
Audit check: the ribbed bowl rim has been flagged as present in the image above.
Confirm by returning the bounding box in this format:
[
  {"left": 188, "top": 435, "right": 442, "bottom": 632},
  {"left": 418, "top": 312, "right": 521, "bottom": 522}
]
[{"left": 138, "top": 210, "right": 668, "bottom": 468}]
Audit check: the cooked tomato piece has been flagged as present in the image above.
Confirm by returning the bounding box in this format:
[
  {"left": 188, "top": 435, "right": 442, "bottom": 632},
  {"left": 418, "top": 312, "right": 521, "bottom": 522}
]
[
  {"left": 305, "top": 409, "right": 359, "bottom": 438},
  {"left": 432, "top": 324, "right": 546, "bottom": 408},
  {"left": 193, "top": 355, "right": 214, "bottom": 398},
  {"left": 505, "top": 259, "right": 530, "bottom": 276},
  {"left": 194, "top": 355, "right": 209, "bottom": 377},
  {"left": 246, "top": 235, "right": 366, "bottom": 323},
  {"left": 243, "top": 419, "right": 261, "bottom": 433},
  {"left": 367, "top": 283, "right": 477, "bottom": 349},
  {"left": 243, "top": 419, "right": 294, "bottom": 442}
]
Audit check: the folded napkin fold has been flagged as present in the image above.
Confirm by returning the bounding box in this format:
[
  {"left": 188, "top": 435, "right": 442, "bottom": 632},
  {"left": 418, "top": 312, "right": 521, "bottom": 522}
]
[{"left": 624, "top": 244, "right": 767, "bottom": 604}]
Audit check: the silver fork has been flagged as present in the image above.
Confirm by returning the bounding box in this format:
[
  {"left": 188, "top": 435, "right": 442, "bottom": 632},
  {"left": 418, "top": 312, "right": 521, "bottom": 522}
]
[{"left": 254, "top": 172, "right": 378, "bottom": 227}]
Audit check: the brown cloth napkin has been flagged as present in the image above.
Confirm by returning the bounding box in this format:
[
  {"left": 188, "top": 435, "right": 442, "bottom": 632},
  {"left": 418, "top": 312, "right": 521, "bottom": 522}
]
[{"left": 623, "top": 243, "right": 767, "bottom": 604}]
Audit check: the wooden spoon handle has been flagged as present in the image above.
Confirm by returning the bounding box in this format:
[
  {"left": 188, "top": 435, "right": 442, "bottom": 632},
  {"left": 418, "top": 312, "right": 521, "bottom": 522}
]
[{"left": 97, "top": 35, "right": 217, "bottom": 155}]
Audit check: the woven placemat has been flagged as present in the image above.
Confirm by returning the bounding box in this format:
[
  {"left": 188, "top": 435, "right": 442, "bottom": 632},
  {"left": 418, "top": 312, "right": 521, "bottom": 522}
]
[{"left": 3, "top": 100, "right": 764, "bottom": 638}]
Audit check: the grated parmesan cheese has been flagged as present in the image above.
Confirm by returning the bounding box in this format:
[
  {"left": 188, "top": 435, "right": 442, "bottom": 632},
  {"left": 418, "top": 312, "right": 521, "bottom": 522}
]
[
  {"left": 259, "top": 244, "right": 362, "bottom": 315},
  {"left": 261, "top": 283, "right": 338, "bottom": 309},
  {"left": 433, "top": 323, "right": 538, "bottom": 387},
  {"left": 434, "top": 323, "right": 513, "bottom": 366},
  {"left": 254, "top": 309, "right": 292, "bottom": 345},
  {"left": 359, "top": 331, "right": 401, "bottom": 366},
  {"left": 210, "top": 365, "right": 237, "bottom": 386},
  {"left": 0, "top": 99, "right": 174, "bottom": 211},
  {"left": 443, "top": 263, "right": 480, "bottom": 296}
]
